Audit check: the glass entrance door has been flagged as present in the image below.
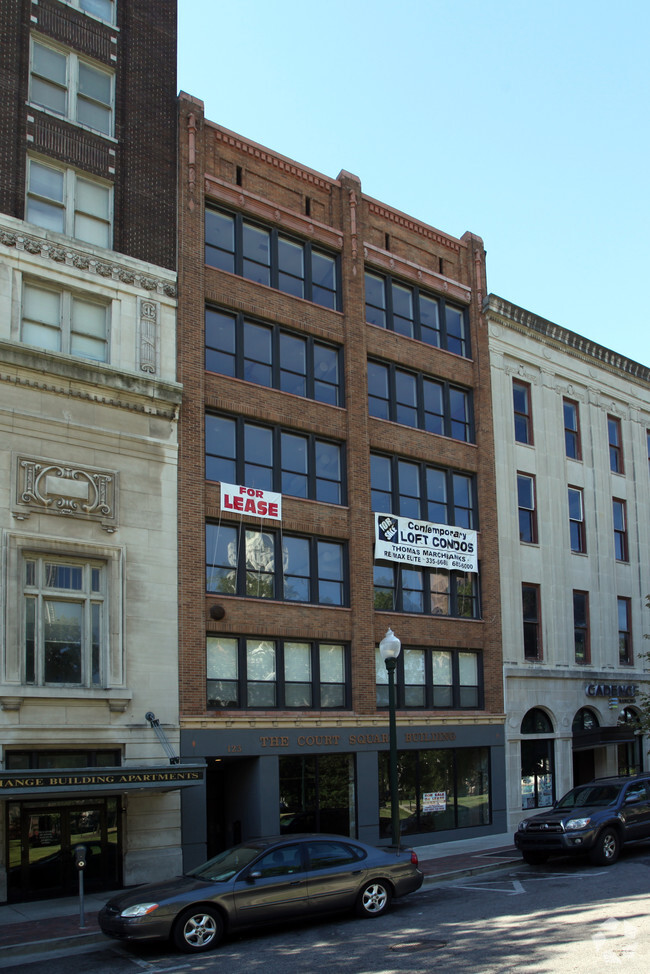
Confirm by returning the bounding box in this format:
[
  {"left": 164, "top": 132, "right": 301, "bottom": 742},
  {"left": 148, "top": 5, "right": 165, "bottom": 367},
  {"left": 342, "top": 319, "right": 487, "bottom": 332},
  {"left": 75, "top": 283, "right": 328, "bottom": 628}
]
[{"left": 7, "top": 798, "right": 120, "bottom": 900}]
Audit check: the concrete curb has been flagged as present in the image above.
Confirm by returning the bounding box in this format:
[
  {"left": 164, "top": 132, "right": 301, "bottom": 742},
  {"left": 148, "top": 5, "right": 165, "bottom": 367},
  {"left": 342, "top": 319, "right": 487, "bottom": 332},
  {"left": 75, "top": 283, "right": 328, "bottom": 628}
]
[{"left": 421, "top": 855, "right": 526, "bottom": 887}]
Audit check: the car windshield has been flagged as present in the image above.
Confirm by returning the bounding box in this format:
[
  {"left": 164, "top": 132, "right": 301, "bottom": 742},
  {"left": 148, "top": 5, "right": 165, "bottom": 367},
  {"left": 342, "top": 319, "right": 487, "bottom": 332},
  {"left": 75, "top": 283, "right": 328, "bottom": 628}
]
[
  {"left": 187, "top": 844, "right": 266, "bottom": 882},
  {"left": 556, "top": 785, "right": 621, "bottom": 809}
]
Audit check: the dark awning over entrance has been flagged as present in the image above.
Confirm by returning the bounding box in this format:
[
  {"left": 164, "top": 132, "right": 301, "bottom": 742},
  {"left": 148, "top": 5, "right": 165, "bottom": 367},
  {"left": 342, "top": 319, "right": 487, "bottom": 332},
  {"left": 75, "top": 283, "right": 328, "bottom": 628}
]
[
  {"left": 0, "top": 764, "right": 205, "bottom": 799},
  {"left": 572, "top": 727, "right": 638, "bottom": 752}
]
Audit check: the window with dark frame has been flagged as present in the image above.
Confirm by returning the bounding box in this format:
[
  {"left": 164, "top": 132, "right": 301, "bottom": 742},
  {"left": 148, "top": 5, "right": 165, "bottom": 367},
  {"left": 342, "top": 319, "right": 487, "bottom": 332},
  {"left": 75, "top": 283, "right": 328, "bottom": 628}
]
[
  {"left": 568, "top": 487, "right": 586, "bottom": 553},
  {"left": 206, "top": 523, "right": 347, "bottom": 606},
  {"left": 205, "top": 306, "right": 342, "bottom": 406},
  {"left": 370, "top": 453, "right": 477, "bottom": 529},
  {"left": 205, "top": 207, "right": 339, "bottom": 310},
  {"left": 367, "top": 360, "right": 473, "bottom": 441},
  {"left": 517, "top": 473, "right": 537, "bottom": 543},
  {"left": 375, "top": 646, "right": 482, "bottom": 710},
  {"left": 373, "top": 563, "right": 480, "bottom": 618},
  {"left": 522, "top": 583, "right": 541, "bottom": 660},
  {"left": 608, "top": 415, "right": 624, "bottom": 473},
  {"left": 205, "top": 414, "right": 345, "bottom": 505},
  {"left": 29, "top": 36, "right": 114, "bottom": 136},
  {"left": 513, "top": 380, "right": 533, "bottom": 444},
  {"left": 618, "top": 597, "right": 632, "bottom": 665},
  {"left": 563, "top": 398, "right": 581, "bottom": 460},
  {"left": 573, "top": 590, "right": 590, "bottom": 664},
  {"left": 206, "top": 636, "right": 349, "bottom": 710},
  {"left": 613, "top": 498, "right": 628, "bottom": 561},
  {"left": 364, "top": 270, "right": 470, "bottom": 357}
]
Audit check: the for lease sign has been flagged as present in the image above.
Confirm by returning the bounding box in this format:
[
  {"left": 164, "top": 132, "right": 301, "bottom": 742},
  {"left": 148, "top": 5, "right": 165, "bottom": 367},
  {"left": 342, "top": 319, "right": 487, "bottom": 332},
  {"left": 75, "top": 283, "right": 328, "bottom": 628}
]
[
  {"left": 221, "top": 483, "right": 282, "bottom": 521},
  {"left": 375, "top": 513, "right": 478, "bottom": 573}
]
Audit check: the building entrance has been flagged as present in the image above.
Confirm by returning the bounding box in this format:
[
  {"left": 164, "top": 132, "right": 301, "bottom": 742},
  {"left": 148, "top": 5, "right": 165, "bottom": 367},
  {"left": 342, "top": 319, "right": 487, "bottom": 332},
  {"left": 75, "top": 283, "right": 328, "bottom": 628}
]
[{"left": 6, "top": 797, "right": 121, "bottom": 901}]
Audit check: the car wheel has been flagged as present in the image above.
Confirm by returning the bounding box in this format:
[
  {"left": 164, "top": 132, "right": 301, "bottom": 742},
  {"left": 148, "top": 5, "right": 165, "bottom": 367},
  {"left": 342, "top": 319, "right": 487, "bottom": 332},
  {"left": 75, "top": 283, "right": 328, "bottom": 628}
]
[
  {"left": 172, "top": 906, "right": 223, "bottom": 952},
  {"left": 589, "top": 828, "right": 620, "bottom": 866},
  {"left": 522, "top": 851, "right": 549, "bottom": 865},
  {"left": 356, "top": 879, "right": 392, "bottom": 918}
]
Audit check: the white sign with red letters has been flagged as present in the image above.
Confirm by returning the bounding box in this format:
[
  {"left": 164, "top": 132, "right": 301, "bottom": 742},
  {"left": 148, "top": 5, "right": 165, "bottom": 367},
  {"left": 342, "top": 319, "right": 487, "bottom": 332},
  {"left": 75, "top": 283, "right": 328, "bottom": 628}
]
[{"left": 221, "top": 483, "right": 282, "bottom": 521}]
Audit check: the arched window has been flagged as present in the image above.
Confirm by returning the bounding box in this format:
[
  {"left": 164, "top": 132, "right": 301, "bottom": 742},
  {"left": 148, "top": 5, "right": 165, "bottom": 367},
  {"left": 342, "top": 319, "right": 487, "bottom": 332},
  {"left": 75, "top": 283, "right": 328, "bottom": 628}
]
[
  {"left": 572, "top": 708, "right": 600, "bottom": 733},
  {"left": 521, "top": 708, "right": 555, "bottom": 809}
]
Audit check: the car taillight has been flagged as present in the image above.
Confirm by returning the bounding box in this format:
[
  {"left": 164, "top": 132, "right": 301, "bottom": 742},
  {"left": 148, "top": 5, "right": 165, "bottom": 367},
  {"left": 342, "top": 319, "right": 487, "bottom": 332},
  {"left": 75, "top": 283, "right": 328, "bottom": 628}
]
[{"left": 411, "top": 851, "right": 419, "bottom": 866}]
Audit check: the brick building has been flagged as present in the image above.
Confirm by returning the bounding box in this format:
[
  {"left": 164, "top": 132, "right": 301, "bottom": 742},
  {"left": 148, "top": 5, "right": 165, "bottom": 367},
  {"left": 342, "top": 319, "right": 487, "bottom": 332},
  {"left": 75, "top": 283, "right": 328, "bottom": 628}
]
[
  {"left": 0, "top": 0, "right": 195, "bottom": 903},
  {"left": 177, "top": 93, "right": 506, "bottom": 864}
]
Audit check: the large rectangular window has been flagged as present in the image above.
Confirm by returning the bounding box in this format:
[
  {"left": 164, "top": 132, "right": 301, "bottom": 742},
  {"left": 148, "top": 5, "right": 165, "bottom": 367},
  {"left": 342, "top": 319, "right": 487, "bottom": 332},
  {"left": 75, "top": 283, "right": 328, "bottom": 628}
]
[
  {"left": 517, "top": 473, "right": 537, "bottom": 543},
  {"left": 568, "top": 487, "right": 586, "bottom": 553},
  {"left": 613, "top": 498, "right": 628, "bottom": 561},
  {"left": 23, "top": 554, "right": 105, "bottom": 687},
  {"left": 378, "top": 746, "right": 490, "bottom": 837},
  {"left": 364, "top": 270, "right": 469, "bottom": 356},
  {"left": 608, "top": 415, "right": 624, "bottom": 473},
  {"left": 373, "top": 564, "right": 479, "bottom": 618},
  {"left": 573, "top": 591, "right": 590, "bottom": 664},
  {"left": 206, "top": 523, "right": 347, "bottom": 606},
  {"left": 207, "top": 637, "right": 348, "bottom": 709},
  {"left": 30, "top": 37, "right": 114, "bottom": 135},
  {"left": 367, "top": 360, "right": 473, "bottom": 441},
  {"left": 563, "top": 398, "right": 581, "bottom": 459},
  {"left": 279, "top": 754, "right": 356, "bottom": 837},
  {"left": 513, "top": 380, "right": 533, "bottom": 444},
  {"left": 65, "top": 0, "right": 116, "bottom": 24},
  {"left": 370, "top": 453, "right": 476, "bottom": 528},
  {"left": 205, "top": 207, "right": 339, "bottom": 310},
  {"left": 618, "top": 597, "right": 632, "bottom": 665},
  {"left": 522, "top": 584, "right": 542, "bottom": 660},
  {"left": 205, "top": 414, "right": 344, "bottom": 505},
  {"left": 26, "top": 157, "right": 112, "bottom": 247},
  {"left": 205, "top": 307, "right": 342, "bottom": 405},
  {"left": 375, "top": 646, "right": 482, "bottom": 709},
  {"left": 22, "top": 281, "right": 108, "bottom": 362}
]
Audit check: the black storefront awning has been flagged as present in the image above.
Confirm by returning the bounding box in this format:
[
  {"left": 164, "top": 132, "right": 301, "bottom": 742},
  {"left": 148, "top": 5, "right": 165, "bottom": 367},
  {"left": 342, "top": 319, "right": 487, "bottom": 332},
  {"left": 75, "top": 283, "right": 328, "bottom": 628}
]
[
  {"left": 0, "top": 764, "right": 205, "bottom": 800},
  {"left": 572, "top": 726, "right": 638, "bottom": 752}
]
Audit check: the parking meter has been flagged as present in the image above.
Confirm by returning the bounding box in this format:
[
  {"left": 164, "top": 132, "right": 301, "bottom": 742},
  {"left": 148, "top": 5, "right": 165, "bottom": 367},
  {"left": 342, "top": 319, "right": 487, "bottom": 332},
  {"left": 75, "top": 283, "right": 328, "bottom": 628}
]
[
  {"left": 74, "top": 844, "right": 87, "bottom": 927},
  {"left": 74, "top": 844, "right": 87, "bottom": 870}
]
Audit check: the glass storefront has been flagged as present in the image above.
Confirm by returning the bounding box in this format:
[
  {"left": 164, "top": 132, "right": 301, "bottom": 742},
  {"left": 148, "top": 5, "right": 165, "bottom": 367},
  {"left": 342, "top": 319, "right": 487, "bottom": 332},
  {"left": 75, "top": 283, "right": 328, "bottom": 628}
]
[{"left": 279, "top": 754, "right": 356, "bottom": 837}]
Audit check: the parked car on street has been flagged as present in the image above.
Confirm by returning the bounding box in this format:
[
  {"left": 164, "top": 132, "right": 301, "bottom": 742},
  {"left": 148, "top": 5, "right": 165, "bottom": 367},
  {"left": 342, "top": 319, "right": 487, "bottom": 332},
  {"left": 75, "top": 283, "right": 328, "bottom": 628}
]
[
  {"left": 99, "top": 833, "right": 423, "bottom": 953},
  {"left": 515, "top": 774, "right": 650, "bottom": 866}
]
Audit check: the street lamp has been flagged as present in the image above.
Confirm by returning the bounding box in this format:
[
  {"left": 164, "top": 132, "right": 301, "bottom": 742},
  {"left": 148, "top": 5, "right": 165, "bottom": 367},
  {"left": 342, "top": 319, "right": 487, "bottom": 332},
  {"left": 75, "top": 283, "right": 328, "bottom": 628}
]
[{"left": 379, "top": 627, "right": 401, "bottom": 846}]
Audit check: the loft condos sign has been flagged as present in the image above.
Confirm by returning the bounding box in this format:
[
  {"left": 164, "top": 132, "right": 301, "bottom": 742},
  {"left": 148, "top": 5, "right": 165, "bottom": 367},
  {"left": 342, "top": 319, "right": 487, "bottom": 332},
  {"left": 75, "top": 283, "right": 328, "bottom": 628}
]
[
  {"left": 374, "top": 513, "right": 478, "bottom": 573},
  {"left": 221, "top": 484, "right": 282, "bottom": 521}
]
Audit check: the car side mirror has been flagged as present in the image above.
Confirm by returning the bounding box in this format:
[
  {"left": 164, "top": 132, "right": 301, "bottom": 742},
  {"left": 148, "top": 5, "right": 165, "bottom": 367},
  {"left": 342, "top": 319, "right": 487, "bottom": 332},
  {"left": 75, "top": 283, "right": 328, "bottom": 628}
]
[
  {"left": 624, "top": 794, "right": 640, "bottom": 805},
  {"left": 247, "top": 870, "right": 261, "bottom": 883}
]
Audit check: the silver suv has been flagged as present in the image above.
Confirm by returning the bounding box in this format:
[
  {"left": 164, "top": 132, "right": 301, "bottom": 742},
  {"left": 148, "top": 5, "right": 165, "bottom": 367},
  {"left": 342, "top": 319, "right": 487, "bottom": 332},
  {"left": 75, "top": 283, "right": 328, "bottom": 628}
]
[{"left": 515, "top": 775, "right": 650, "bottom": 866}]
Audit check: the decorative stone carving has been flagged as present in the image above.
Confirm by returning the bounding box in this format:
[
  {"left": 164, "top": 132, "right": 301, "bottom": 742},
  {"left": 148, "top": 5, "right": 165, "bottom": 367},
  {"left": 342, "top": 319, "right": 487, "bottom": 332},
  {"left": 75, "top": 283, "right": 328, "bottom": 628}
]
[
  {"left": 13, "top": 455, "right": 118, "bottom": 532},
  {"left": 138, "top": 298, "right": 158, "bottom": 374}
]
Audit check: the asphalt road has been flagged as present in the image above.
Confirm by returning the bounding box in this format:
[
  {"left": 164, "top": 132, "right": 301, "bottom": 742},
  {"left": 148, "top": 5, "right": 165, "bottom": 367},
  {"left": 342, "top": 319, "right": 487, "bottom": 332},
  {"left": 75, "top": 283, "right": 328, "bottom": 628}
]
[{"left": 7, "top": 845, "right": 650, "bottom": 973}]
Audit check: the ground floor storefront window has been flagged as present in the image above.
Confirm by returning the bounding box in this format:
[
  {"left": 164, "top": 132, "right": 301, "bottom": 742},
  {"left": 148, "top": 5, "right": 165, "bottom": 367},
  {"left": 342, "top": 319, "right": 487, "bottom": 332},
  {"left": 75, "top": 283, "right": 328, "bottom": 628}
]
[
  {"left": 279, "top": 753, "right": 356, "bottom": 837},
  {"left": 378, "top": 746, "right": 490, "bottom": 837}
]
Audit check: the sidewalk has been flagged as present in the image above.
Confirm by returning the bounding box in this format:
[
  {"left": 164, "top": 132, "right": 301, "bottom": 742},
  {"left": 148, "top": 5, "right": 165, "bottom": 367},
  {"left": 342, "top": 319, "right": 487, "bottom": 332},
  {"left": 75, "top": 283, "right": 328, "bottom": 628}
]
[{"left": 0, "top": 832, "right": 521, "bottom": 965}]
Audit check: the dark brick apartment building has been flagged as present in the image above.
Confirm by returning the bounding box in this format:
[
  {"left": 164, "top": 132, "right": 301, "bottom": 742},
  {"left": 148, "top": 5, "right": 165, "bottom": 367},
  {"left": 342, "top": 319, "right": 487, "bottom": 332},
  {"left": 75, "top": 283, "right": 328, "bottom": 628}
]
[{"left": 177, "top": 93, "right": 506, "bottom": 862}]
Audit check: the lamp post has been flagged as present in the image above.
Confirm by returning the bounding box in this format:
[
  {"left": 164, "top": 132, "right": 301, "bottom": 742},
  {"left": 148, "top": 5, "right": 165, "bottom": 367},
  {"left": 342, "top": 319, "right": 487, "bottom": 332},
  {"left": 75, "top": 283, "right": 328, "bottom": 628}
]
[{"left": 379, "top": 627, "right": 401, "bottom": 847}]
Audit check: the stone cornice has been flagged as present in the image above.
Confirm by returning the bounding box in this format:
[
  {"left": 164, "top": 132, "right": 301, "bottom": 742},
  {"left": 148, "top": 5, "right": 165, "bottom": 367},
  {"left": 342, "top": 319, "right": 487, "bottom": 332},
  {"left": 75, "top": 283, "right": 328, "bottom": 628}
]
[
  {"left": 0, "top": 222, "right": 177, "bottom": 298},
  {"left": 180, "top": 713, "right": 505, "bottom": 730},
  {"left": 487, "top": 294, "right": 650, "bottom": 384}
]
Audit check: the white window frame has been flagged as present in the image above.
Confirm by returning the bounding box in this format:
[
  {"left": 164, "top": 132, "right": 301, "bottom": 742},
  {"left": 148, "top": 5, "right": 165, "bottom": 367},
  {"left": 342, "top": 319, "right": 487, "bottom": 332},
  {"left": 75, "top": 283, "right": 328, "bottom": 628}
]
[
  {"left": 57, "top": 0, "right": 117, "bottom": 25},
  {"left": 26, "top": 156, "right": 113, "bottom": 248},
  {"left": 21, "top": 279, "right": 110, "bottom": 363},
  {"left": 3, "top": 532, "right": 124, "bottom": 691},
  {"left": 29, "top": 35, "right": 115, "bottom": 136}
]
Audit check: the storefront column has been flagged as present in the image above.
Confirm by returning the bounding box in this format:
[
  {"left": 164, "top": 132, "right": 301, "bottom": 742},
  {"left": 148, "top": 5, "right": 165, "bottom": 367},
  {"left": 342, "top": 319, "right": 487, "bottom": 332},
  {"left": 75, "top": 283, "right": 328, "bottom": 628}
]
[{"left": 355, "top": 750, "right": 380, "bottom": 845}]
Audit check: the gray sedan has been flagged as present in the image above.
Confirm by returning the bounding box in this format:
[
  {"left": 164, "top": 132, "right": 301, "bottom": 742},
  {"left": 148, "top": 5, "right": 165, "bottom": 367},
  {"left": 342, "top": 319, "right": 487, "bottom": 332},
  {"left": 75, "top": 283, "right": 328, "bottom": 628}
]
[{"left": 99, "top": 833, "right": 423, "bottom": 953}]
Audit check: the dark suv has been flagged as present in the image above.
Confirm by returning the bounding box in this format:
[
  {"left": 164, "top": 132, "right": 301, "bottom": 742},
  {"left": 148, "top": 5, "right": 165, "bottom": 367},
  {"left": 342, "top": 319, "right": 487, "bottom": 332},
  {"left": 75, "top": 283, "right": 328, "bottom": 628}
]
[{"left": 515, "top": 774, "right": 650, "bottom": 866}]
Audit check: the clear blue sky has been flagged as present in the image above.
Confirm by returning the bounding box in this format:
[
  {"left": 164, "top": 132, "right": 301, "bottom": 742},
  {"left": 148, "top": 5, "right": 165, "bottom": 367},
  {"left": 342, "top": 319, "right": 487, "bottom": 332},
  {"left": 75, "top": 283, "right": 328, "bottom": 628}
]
[{"left": 178, "top": 0, "right": 650, "bottom": 368}]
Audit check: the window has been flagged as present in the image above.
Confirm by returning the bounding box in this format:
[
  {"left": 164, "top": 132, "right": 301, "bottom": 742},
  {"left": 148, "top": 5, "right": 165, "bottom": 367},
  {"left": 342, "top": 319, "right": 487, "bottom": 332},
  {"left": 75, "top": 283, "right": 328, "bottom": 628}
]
[
  {"left": 205, "top": 415, "right": 344, "bottom": 505},
  {"left": 23, "top": 554, "right": 105, "bottom": 687},
  {"left": 613, "top": 499, "right": 628, "bottom": 561},
  {"left": 522, "top": 584, "right": 541, "bottom": 660},
  {"left": 376, "top": 647, "right": 482, "bottom": 710},
  {"left": 367, "top": 360, "right": 473, "bottom": 441},
  {"left": 373, "top": 564, "right": 479, "bottom": 618},
  {"left": 206, "top": 524, "right": 346, "bottom": 606},
  {"left": 521, "top": 709, "right": 554, "bottom": 809},
  {"left": 26, "top": 158, "right": 112, "bottom": 247},
  {"left": 206, "top": 637, "right": 348, "bottom": 709},
  {"left": 608, "top": 415, "right": 623, "bottom": 473},
  {"left": 280, "top": 754, "right": 356, "bottom": 837},
  {"left": 517, "top": 474, "right": 537, "bottom": 543},
  {"left": 618, "top": 597, "right": 632, "bottom": 665},
  {"left": 205, "top": 207, "right": 339, "bottom": 310},
  {"left": 573, "top": 591, "right": 590, "bottom": 664},
  {"left": 568, "top": 487, "right": 586, "bottom": 553},
  {"left": 364, "top": 270, "right": 469, "bottom": 356},
  {"left": 205, "top": 307, "right": 342, "bottom": 406},
  {"left": 370, "top": 454, "right": 477, "bottom": 528},
  {"left": 30, "top": 37, "right": 114, "bottom": 135},
  {"left": 513, "top": 380, "right": 533, "bottom": 444},
  {"left": 59, "top": 0, "right": 116, "bottom": 23},
  {"left": 563, "top": 398, "right": 581, "bottom": 459},
  {"left": 22, "top": 281, "right": 108, "bottom": 362}
]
